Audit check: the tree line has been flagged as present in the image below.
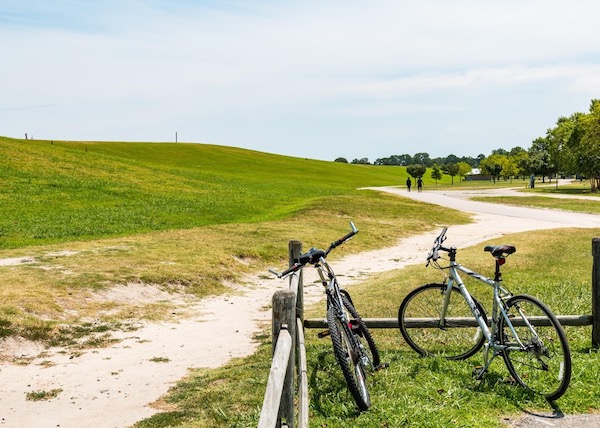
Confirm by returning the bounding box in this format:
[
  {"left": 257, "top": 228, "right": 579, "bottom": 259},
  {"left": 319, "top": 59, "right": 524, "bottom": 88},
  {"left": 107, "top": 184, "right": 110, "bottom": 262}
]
[{"left": 334, "top": 99, "right": 600, "bottom": 192}]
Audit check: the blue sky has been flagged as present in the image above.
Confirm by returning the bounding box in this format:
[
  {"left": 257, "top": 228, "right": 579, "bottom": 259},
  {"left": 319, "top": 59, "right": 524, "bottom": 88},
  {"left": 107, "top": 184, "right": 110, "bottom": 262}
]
[{"left": 2, "top": 1, "right": 599, "bottom": 161}]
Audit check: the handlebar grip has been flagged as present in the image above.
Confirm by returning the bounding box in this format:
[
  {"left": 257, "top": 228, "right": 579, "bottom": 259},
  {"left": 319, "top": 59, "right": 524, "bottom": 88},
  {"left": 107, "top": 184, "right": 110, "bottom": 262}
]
[
  {"left": 332, "top": 229, "right": 358, "bottom": 248},
  {"left": 271, "top": 263, "right": 302, "bottom": 278}
]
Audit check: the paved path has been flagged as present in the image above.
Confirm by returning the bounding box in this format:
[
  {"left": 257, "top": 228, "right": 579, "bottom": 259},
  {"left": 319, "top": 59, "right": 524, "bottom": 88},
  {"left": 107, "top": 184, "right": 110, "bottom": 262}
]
[{"left": 366, "top": 185, "right": 600, "bottom": 229}]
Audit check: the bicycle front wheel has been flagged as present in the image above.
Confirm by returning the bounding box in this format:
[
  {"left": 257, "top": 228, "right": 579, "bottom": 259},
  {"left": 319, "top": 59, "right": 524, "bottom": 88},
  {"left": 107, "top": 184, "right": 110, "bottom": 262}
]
[
  {"left": 327, "top": 306, "right": 371, "bottom": 411},
  {"left": 499, "top": 294, "right": 571, "bottom": 401},
  {"left": 398, "top": 283, "right": 486, "bottom": 360}
]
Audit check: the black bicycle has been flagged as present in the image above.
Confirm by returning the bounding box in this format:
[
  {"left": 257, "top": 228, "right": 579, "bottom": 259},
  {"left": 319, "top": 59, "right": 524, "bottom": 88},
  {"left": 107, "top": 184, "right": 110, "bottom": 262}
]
[{"left": 270, "top": 222, "right": 382, "bottom": 411}]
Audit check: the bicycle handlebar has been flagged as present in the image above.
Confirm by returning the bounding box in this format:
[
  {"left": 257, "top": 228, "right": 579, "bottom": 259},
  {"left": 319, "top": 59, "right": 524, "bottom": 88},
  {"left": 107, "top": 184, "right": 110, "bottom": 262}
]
[
  {"left": 269, "top": 222, "right": 358, "bottom": 278},
  {"left": 426, "top": 226, "right": 448, "bottom": 266},
  {"left": 326, "top": 221, "right": 358, "bottom": 255}
]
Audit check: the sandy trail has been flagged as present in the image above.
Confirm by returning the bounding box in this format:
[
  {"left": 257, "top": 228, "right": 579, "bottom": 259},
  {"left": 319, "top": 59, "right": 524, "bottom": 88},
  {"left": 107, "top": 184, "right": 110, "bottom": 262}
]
[{"left": 1, "top": 185, "right": 599, "bottom": 427}]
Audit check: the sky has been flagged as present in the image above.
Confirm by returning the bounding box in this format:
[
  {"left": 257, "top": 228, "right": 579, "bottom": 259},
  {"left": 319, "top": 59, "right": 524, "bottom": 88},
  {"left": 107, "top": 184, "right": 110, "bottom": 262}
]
[{"left": 1, "top": 1, "right": 599, "bottom": 162}]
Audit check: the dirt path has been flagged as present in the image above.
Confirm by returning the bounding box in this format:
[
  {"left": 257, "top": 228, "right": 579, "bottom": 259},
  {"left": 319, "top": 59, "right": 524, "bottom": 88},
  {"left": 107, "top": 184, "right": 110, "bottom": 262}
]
[{"left": 1, "top": 185, "right": 599, "bottom": 427}]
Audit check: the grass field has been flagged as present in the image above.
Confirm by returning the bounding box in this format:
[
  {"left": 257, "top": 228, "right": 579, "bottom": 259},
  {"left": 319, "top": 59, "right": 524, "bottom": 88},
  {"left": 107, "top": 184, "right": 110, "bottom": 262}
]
[
  {"left": 472, "top": 195, "right": 600, "bottom": 214},
  {"left": 2, "top": 136, "right": 599, "bottom": 427}
]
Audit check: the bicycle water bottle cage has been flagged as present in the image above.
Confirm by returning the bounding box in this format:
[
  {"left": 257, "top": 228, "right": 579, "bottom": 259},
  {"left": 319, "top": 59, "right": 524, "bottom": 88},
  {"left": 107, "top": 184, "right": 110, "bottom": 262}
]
[
  {"left": 484, "top": 245, "right": 516, "bottom": 259},
  {"left": 299, "top": 248, "right": 326, "bottom": 265}
]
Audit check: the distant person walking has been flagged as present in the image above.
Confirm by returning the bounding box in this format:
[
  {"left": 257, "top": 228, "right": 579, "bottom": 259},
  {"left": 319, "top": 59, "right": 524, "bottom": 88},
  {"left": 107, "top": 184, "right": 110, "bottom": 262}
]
[
  {"left": 406, "top": 177, "right": 412, "bottom": 192},
  {"left": 417, "top": 177, "right": 423, "bottom": 192}
]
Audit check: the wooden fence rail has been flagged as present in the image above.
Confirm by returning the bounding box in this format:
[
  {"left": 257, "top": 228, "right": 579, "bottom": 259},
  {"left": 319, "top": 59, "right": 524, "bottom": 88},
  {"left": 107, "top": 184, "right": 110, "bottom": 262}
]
[
  {"left": 258, "top": 327, "right": 292, "bottom": 428},
  {"left": 305, "top": 314, "right": 595, "bottom": 329},
  {"left": 259, "top": 237, "right": 600, "bottom": 427}
]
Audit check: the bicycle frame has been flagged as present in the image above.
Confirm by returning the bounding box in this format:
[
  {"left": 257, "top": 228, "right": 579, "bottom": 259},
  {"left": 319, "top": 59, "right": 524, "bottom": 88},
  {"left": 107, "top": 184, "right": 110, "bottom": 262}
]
[
  {"left": 442, "top": 254, "right": 533, "bottom": 372},
  {"left": 315, "top": 259, "right": 346, "bottom": 316},
  {"left": 314, "top": 257, "right": 374, "bottom": 369}
]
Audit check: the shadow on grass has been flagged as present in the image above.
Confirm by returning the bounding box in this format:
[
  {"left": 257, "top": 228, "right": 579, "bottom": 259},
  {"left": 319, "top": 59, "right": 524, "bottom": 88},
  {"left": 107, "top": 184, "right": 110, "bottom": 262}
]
[{"left": 308, "top": 348, "right": 363, "bottom": 419}]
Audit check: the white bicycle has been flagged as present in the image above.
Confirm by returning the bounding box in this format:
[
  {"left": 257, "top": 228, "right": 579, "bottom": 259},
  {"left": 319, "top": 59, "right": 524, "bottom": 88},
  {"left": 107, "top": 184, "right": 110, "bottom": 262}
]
[{"left": 398, "top": 227, "right": 572, "bottom": 401}]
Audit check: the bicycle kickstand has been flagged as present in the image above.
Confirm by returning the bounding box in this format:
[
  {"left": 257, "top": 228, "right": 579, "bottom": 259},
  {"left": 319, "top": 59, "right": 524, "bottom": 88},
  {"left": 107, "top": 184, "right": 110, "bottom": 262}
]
[{"left": 472, "top": 343, "right": 500, "bottom": 380}]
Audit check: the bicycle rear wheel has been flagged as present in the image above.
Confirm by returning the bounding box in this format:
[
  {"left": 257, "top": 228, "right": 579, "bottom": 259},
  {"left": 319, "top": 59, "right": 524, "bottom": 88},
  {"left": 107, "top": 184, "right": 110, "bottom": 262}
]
[
  {"left": 327, "top": 306, "right": 371, "bottom": 411},
  {"left": 499, "top": 294, "right": 571, "bottom": 401},
  {"left": 398, "top": 283, "right": 486, "bottom": 360},
  {"left": 340, "top": 290, "right": 381, "bottom": 369}
]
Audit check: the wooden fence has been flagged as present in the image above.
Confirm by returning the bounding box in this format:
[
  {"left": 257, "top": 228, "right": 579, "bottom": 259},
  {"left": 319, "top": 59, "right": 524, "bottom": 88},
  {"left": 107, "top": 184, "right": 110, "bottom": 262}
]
[
  {"left": 258, "top": 241, "right": 307, "bottom": 428},
  {"left": 258, "top": 237, "right": 600, "bottom": 427}
]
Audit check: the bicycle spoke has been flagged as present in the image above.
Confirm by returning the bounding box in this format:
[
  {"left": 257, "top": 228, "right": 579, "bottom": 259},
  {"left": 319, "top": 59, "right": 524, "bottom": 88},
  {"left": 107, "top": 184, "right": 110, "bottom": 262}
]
[{"left": 500, "top": 295, "right": 571, "bottom": 401}]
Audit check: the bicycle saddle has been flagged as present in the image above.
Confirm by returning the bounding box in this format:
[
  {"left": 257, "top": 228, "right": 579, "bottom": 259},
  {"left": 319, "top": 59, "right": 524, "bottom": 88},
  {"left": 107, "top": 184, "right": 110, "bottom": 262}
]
[{"left": 484, "top": 245, "right": 516, "bottom": 258}]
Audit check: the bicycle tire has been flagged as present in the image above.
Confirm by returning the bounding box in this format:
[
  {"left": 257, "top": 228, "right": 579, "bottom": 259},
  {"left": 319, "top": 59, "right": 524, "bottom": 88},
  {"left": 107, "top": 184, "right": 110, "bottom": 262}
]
[
  {"left": 398, "top": 283, "right": 486, "bottom": 360},
  {"left": 327, "top": 305, "right": 371, "bottom": 410},
  {"left": 499, "top": 294, "right": 571, "bottom": 401},
  {"left": 340, "top": 291, "right": 381, "bottom": 368}
]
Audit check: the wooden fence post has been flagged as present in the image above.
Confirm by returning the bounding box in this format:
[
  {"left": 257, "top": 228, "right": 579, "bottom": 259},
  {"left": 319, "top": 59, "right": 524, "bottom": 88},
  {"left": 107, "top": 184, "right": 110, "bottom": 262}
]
[
  {"left": 289, "top": 240, "right": 303, "bottom": 322},
  {"left": 272, "top": 290, "right": 296, "bottom": 428},
  {"left": 592, "top": 238, "right": 600, "bottom": 348}
]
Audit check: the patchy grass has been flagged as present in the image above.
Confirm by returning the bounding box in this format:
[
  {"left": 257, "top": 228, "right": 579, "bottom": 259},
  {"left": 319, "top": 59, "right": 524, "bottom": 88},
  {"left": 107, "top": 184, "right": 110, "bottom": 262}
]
[
  {"left": 26, "top": 388, "right": 63, "bottom": 401},
  {"left": 471, "top": 195, "right": 600, "bottom": 214},
  {"left": 0, "top": 189, "right": 469, "bottom": 344}
]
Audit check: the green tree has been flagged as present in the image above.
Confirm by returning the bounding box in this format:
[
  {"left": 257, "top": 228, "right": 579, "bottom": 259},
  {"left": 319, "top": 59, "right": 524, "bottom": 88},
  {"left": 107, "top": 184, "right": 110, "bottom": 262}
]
[
  {"left": 442, "top": 163, "right": 459, "bottom": 184},
  {"left": 430, "top": 164, "right": 443, "bottom": 185},
  {"left": 577, "top": 99, "right": 600, "bottom": 191},
  {"left": 509, "top": 147, "right": 529, "bottom": 179},
  {"left": 457, "top": 162, "right": 472, "bottom": 181},
  {"left": 479, "top": 154, "right": 506, "bottom": 182},
  {"left": 334, "top": 157, "right": 348, "bottom": 163},
  {"left": 528, "top": 137, "right": 553, "bottom": 182},
  {"left": 406, "top": 164, "right": 426, "bottom": 179},
  {"left": 413, "top": 152, "right": 432, "bottom": 167},
  {"left": 501, "top": 157, "right": 518, "bottom": 182},
  {"left": 545, "top": 115, "right": 580, "bottom": 186}
]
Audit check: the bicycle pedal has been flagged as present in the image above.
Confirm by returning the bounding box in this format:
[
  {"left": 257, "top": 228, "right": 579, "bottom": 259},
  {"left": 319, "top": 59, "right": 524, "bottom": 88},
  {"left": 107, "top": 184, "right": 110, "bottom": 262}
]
[
  {"left": 317, "top": 330, "right": 330, "bottom": 338},
  {"left": 375, "top": 363, "right": 389, "bottom": 371}
]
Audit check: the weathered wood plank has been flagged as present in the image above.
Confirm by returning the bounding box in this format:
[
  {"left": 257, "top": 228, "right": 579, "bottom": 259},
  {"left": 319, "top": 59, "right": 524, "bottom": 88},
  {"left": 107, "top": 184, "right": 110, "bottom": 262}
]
[
  {"left": 258, "top": 329, "right": 292, "bottom": 428},
  {"left": 296, "top": 317, "right": 309, "bottom": 428}
]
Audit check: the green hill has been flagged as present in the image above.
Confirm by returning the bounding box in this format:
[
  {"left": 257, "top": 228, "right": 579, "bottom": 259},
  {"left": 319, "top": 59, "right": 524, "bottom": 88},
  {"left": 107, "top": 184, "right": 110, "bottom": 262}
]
[{"left": 0, "top": 136, "right": 409, "bottom": 249}]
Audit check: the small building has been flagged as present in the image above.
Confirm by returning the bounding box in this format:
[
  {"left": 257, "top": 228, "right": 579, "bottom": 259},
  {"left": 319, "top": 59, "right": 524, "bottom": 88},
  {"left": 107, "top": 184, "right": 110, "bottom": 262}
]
[{"left": 465, "top": 168, "right": 492, "bottom": 181}]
